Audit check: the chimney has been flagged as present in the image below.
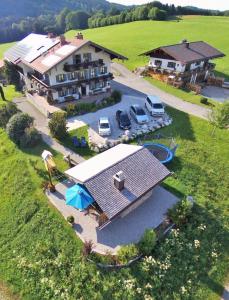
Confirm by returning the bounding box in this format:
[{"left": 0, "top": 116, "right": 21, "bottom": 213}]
[
  {"left": 59, "top": 35, "right": 66, "bottom": 46},
  {"left": 113, "top": 171, "right": 125, "bottom": 191},
  {"left": 181, "top": 39, "right": 189, "bottom": 48},
  {"left": 47, "top": 32, "right": 55, "bottom": 39},
  {"left": 76, "top": 32, "right": 84, "bottom": 40}
]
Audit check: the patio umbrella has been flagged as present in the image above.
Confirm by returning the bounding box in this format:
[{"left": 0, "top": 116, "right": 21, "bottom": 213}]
[{"left": 65, "top": 184, "right": 94, "bottom": 211}]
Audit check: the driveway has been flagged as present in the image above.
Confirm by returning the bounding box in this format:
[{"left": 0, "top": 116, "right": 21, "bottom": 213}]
[
  {"left": 201, "top": 86, "right": 229, "bottom": 102},
  {"left": 47, "top": 179, "right": 178, "bottom": 254},
  {"left": 67, "top": 94, "right": 165, "bottom": 139},
  {"left": 111, "top": 62, "right": 210, "bottom": 119}
]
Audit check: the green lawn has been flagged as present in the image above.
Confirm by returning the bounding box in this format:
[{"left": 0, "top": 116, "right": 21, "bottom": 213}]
[
  {"left": 146, "top": 77, "right": 217, "bottom": 107},
  {"left": 0, "top": 105, "right": 228, "bottom": 299},
  {"left": 0, "top": 85, "right": 22, "bottom": 107},
  {"left": 1, "top": 17, "right": 229, "bottom": 105},
  {"left": 66, "top": 16, "right": 229, "bottom": 79},
  {"left": 60, "top": 126, "right": 96, "bottom": 159},
  {"left": 0, "top": 16, "right": 229, "bottom": 299},
  {"left": 0, "top": 42, "right": 15, "bottom": 59}
]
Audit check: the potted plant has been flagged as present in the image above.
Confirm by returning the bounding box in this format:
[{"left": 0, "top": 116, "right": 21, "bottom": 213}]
[{"left": 67, "top": 215, "right": 75, "bottom": 226}]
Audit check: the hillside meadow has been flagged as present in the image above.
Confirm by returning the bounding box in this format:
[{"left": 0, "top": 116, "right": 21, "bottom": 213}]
[
  {"left": 0, "top": 16, "right": 229, "bottom": 299},
  {"left": 65, "top": 16, "right": 229, "bottom": 78},
  {"left": 0, "top": 87, "right": 229, "bottom": 299},
  {"left": 1, "top": 16, "right": 229, "bottom": 79}
]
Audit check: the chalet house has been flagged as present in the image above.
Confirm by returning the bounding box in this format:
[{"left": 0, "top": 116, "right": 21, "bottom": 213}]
[
  {"left": 65, "top": 144, "right": 171, "bottom": 229},
  {"left": 140, "top": 40, "right": 225, "bottom": 85},
  {"left": 4, "top": 33, "right": 127, "bottom": 103}
]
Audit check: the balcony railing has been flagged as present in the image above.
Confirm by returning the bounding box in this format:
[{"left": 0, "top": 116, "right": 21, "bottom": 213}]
[
  {"left": 53, "top": 73, "right": 113, "bottom": 88},
  {"left": 63, "top": 59, "right": 104, "bottom": 72},
  {"left": 28, "top": 72, "right": 50, "bottom": 88}
]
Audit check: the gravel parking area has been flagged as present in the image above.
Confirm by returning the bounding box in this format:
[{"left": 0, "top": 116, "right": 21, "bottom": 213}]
[{"left": 67, "top": 95, "right": 170, "bottom": 142}]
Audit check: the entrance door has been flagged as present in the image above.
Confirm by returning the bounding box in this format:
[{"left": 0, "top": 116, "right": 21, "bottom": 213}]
[{"left": 81, "top": 85, "right": 87, "bottom": 96}]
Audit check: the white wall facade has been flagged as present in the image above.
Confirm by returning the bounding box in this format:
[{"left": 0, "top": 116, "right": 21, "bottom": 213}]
[
  {"left": 19, "top": 43, "right": 113, "bottom": 103},
  {"left": 149, "top": 57, "right": 207, "bottom": 73}
]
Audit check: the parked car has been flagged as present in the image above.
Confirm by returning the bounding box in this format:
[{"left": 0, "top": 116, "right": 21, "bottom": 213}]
[
  {"left": 116, "top": 110, "right": 131, "bottom": 130},
  {"left": 98, "top": 117, "right": 111, "bottom": 136},
  {"left": 145, "top": 95, "right": 165, "bottom": 116},
  {"left": 130, "top": 105, "right": 149, "bottom": 124}
]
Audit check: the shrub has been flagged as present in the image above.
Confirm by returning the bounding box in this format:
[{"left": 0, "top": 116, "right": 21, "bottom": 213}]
[
  {"left": 111, "top": 90, "right": 122, "bottom": 102},
  {"left": 200, "top": 97, "right": 208, "bottom": 105},
  {"left": 0, "top": 102, "right": 18, "bottom": 128},
  {"left": 64, "top": 90, "right": 122, "bottom": 117},
  {"left": 67, "top": 215, "right": 74, "bottom": 224},
  {"left": 48, "top": 111, "right": 67, "bottom": 139},
  {"left": 20, "top": 127, "right": 41, "bottom": 148},
  {"left": 82, "top": 240, "right": 93, "bottom": 257},
  {"left": 138, "top": 229, "right": 157, "bottom": 256},
  {"left": 208, "top": 101, "right": 229, "bottom": 129},
  {"left": 168, "top": 198, "right": 193, "bottom": 226},
  {"left": 117, "top": 244, "right": 139, "bottom": 264},
  {"left": 6, "top": 112, "right": 34, "bottom": 144}
]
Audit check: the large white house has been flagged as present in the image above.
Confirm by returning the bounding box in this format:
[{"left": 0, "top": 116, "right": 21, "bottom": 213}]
[
  {"left": 141, "top": 40, "right": 225, "bottom": 84},
  {"left": 4, "top": 33, "right": 127, "bottom": 103}
]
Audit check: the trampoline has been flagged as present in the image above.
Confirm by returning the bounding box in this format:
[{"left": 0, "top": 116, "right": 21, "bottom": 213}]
[{"left": 143, "top": 143, "right": 174, "bottom": 164}]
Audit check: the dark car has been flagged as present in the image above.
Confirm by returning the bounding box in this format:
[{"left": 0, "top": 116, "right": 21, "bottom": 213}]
[{"left": 116, "top": 110, "right": 131, "bottom": 130}]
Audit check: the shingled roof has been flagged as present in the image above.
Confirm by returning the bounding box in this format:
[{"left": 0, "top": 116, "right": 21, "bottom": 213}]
[
  {"left": 65, "top": 144, "right": 171, "bottom": 220},
  {"left": 140, "top": 41, "right": 225, "bottom": 63}
]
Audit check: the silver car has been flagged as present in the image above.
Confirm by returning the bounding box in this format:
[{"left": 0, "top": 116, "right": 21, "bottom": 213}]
[{"left": 130, "top": 105, "right": 149, "bottom": 124}]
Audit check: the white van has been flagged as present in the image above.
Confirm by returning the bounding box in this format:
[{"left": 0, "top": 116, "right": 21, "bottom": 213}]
[{"left": 145, "top": 95, "right": 165, "bottom": 116}]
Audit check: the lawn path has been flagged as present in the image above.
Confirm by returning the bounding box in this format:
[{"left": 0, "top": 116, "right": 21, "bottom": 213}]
[
  {"left": 112, "top": 62, "right": 210, "bottom": 120},
  {"left": 13, "top": 97, "right": 85, "bottom": 164}
]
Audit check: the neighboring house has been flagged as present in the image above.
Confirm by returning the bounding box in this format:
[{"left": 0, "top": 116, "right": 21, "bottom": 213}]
[
  {"left": 4, "top": 33, "right": 127, "bottom": 103},
  {"left": 140, "top": 40, "right": 225, "bottom": 84},
  {"left": 65, "top": 144, "right": 171, "bottom": 229}
]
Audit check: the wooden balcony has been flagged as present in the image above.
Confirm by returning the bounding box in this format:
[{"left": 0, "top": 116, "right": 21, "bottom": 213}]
[{"left": 63, "top": 59, "right": 104, "bottom": 72}]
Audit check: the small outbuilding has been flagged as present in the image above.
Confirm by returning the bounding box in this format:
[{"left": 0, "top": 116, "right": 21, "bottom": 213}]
[{"left": 65, "top": 144, "right": 171, "bottom": 229}]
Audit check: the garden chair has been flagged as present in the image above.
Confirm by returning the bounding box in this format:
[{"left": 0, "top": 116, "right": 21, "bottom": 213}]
[
  {"left": 80, "top": 137, "right": 87, "bottom": 148},
  {"left": 72, "top": 136, "right": 80, "bottom": 147}
]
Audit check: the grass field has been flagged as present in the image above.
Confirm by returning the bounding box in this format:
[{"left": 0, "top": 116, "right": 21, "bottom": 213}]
[
  {"left": 1, "top": 17, "right": 229, "bottom": 105},
  {"left": 1, "top": 17, "right": 229, "bottom": 78},
  {"left": 0, "top": 92, "right": 228, "bottom": 299},
  {"left": 65, "top": 16, "right": 229, "bottom": 79},
  {"left": 0, "top": 16, "right": 229, "bottom": 299}
]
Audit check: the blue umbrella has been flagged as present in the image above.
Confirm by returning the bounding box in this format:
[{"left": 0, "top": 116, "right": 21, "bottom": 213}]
[{"left": 65, "top": 184, "right": 94, "bottom": 211}]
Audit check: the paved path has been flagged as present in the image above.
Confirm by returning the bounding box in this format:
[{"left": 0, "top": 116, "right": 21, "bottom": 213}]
[
  {"left": 111, "top": 62, "right": 210, "bottom": 120},
  {"left": 13, "top": 97, "right": 85, "bottom": 164},
  {"left": 221, "top": 283, "right": 229, "bottom": 300}
]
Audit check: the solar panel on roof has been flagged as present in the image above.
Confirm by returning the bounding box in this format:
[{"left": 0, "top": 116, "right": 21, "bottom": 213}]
[
  {"left": 4, "top": 33, "right": 59, "bottom": 64},
  {"left": 42, "top": 54, "right": 62, "bottom": 67},
  {"left": 55, "top": 45, "right": 77, "bottom": 56}
]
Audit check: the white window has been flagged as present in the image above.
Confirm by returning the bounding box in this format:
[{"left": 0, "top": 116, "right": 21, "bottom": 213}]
[
  {"left": 100, "top": 66, "right": 107, "bottom": 74},
  {"left": 83, "top": 53, "right": 92, "bottom": 62},
  {"left": 90, "top": 68, "right": 95, "bottom": 78},
  {"left": 56, "top": 74, "right": 66, "bottom": 83},
  {"left": 58, "top": 89, "right": 67, "bottom": 97},
  {"left": 167, "top": 62, "right": 176, "bottom": 69}
]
